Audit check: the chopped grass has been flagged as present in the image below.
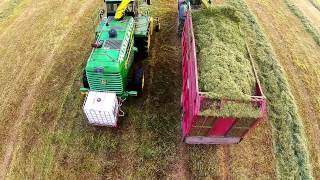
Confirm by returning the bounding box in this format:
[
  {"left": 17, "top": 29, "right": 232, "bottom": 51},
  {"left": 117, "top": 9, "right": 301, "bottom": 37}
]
[
  {"left": 193, "top": 7, "right": 255, "bottom": 100},
  {"left": 224, "top": 0, "right": 313, "bottom": 178},
  {"left": 192, "top": 6, "right": 260, "bottom": 118},
  {"left": 200, "top": 101, "right": 260, "bottom": 118},
  {"left": 285, "top": 0, "right": 320, "bottom": 46}
]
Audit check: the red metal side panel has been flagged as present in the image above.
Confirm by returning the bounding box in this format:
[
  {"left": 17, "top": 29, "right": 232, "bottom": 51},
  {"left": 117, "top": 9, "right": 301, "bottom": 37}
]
[
  {"left": 208, "top": 118, "right": 235, "bottom": 136},
  {"left": 181, "top": 9, "right": 200, "bottom": 138}
]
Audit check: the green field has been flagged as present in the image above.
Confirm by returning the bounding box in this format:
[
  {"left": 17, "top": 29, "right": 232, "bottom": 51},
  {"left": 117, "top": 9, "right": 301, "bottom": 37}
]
[{"left": 0, "top": 0, "right": 319, "bottom": 179}]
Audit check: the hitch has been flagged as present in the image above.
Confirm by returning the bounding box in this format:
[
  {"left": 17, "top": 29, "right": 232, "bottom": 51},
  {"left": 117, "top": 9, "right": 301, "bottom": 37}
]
[{"left": 127, "top": 91, "right": 138, "bottom": 96}]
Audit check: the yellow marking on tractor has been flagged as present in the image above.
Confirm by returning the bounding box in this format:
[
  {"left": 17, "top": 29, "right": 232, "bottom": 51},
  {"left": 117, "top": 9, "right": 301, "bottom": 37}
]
[{"left": 115, "top": 0, "right": 131, "bottom": 20}]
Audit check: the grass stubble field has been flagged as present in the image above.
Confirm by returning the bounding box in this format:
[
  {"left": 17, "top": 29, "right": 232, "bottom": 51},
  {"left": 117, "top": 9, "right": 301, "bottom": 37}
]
[
  {"left": 0, "top": 0, "right": 319, "bottom": 179},
  {"left": 246, "top": 0, "right": 320, "bottom": 178}
]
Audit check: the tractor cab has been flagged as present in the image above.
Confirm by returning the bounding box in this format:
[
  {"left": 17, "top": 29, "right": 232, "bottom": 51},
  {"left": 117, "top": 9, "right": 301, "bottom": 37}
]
[{"left": 104, "top": 0, "right": 138, "bottom": 17}]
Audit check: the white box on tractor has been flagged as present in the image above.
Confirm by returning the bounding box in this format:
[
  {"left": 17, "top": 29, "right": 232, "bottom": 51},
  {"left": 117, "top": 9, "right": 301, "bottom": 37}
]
[{"left": 83, "top": 91, "right": 120, "bottom": 127}]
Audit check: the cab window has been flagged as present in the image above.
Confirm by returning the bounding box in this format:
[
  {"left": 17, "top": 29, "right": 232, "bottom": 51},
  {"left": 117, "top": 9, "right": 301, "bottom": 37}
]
[{"left": 106, "top": 4, "right": 119, "bottom": 13}]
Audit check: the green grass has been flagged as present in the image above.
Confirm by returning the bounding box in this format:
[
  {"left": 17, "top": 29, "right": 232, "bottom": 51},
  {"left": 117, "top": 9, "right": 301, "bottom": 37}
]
[
  {"left": 224, "top": 0, "right": 313, "bottom": 179},
  {"left": 200, "top": 101, "right": 260, "bottom": 118},
  {"left": 0, "top": 0, "right": 313, "bottom": 178},
  {"left": 192, "top": 6, "right": 260, "bottom": 118},
  {"left": 5, "top": 0, "right": 181, "bottom": 178},
  {"left": 188, "top": 146, "right": 221, "bottom": 178},
  {"left": 6, "top": 6, "right": 105, "bottom": 177},
  {"left": 285, "top": 0, "right": 320, "bottom": 46},
  {"left": 193, "top": 7, "right": 255, "bottom": 100},
  {"left": 0, "top": 0, "right": 23, "bottom": 21}
]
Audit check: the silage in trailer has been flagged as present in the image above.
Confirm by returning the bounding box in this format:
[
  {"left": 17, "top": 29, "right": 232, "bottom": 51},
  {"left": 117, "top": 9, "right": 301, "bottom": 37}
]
[{"left": 192, "top": 6, "right": 259, "bottom": 118}]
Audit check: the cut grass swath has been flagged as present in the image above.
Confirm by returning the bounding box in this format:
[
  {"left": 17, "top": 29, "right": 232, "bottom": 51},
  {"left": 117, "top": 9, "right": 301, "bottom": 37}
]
[
  {"left": 285, "top": 0, "right": 320, "bottom": 46},
  {"left": 225, "top": 0, "right": 313, "bottom": 179}
]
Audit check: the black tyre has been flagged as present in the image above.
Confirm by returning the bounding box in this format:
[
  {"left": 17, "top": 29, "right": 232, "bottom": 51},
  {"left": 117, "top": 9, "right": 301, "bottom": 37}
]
[
  {"left": 135, "top": 33, "right": 150, "bottom": 58},
  {"left": 82, "top": 71, "right": 89, "bottom": 88},
  {"left": 155, "top": 18, "right": 160, "bottom": 32},
  {"left": 133, "top": 66, "right": 144, "bottom": 96},
  {"left": 155, "top": 23, "right": 160, "bottom": 32}
]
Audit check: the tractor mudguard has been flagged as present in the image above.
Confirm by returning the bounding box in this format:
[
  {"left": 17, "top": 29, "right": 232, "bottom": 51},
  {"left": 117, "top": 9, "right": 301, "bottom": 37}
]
[{"left": 134, "top": 66, "right": 144, "bottom": 96}]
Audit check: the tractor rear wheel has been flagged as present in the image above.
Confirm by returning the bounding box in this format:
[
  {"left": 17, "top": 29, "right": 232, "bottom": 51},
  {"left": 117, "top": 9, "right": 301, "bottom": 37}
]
[
  {"left": 82, "top": 71, "right": 89, "bottom": 88},
  {"left": 134, "top": 66, "right": 144, "bottom": 96},
  {"left": 135, "top": 29, "right": 150, "bottom": 58}
]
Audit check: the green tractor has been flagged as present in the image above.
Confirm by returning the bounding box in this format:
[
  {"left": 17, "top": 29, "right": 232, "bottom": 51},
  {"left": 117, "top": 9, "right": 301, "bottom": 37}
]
[{"left": 81, "top": 0, "right": 159, "bottom": 126}]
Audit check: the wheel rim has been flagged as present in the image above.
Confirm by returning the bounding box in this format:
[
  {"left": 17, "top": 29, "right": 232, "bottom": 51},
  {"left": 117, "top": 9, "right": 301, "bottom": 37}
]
[
  {"left": 147, "top": 31, "right": 151, "bottom": 51},
  {"left": 142, "top": 73, "right": 145, "bottom": 90}
]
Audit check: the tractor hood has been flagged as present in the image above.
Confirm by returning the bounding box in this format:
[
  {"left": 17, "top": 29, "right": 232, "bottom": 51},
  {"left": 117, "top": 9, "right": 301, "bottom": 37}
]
[
  {"left": 86, "top": 49, "right": 120, "bottom": 73},
  {"left": 86, "top": 16, "right": 135, "bottom": 73}
]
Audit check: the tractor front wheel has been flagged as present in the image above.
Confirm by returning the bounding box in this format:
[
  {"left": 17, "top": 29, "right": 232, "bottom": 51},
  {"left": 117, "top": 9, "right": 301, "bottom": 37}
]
[{"left": 134, "top": 67, "right": 144, "bottom": 96}]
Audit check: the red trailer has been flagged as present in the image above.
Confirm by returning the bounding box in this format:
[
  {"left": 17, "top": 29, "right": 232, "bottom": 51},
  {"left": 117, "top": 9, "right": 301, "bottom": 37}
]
[{"left": 181, "top": 10, "right": 267, "bottom": 144}]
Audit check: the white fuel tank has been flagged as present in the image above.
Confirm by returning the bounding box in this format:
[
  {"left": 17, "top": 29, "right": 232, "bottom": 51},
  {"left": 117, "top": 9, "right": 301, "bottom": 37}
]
[{"left": 83, "top": 91, "right": 119, "bottom": 127}]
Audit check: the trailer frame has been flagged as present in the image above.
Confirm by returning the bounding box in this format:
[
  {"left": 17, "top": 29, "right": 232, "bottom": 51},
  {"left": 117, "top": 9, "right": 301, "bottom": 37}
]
[{"left": 181, "top": 9, "right": 267, "bottom": 144}]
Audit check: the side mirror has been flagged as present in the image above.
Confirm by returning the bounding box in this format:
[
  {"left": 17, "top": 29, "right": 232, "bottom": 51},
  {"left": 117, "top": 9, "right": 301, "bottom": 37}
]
[
  {"left": 91, "top": 41, "right": 103, "bottom": 48},
  {"left": 99, "top": 9, "right": 105, "bottom": 19}
]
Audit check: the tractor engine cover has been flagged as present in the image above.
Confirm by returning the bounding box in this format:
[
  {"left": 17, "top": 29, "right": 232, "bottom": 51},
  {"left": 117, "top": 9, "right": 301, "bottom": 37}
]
[{"left": 83, "top": 91, "right": 119, "bottom": 127}]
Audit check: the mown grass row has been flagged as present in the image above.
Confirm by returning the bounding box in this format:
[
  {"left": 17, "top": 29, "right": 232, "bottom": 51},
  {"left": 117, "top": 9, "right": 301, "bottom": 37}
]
[
  {"left": 227, "top": 0, "right": 313, "bottom": 179},
  {"left": 285, "top": 0, "right": 320, "bottom": 46},
  {"left": 0, "top": 0, "right": 23, "bottom": 21},
  {"left": 308, "top": 0, "right": 320, "bottom": 11}
]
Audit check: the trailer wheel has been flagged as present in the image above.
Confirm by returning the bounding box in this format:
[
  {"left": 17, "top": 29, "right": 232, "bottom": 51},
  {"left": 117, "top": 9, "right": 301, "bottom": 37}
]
[
  {"left": 83, "top": 71, "right": 89, "bottom": 88},
  {"left": 155, "top": 18, "right": 160, "bottom": 32},
  {"left": 134, "top": 67, "right": 144, "bottom": 96}
]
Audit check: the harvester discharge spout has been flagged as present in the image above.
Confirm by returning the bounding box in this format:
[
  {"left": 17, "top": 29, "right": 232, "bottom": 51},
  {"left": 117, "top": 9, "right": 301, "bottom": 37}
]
[{"left": 114, "top": 0, "right": 131, "bottom": 20}]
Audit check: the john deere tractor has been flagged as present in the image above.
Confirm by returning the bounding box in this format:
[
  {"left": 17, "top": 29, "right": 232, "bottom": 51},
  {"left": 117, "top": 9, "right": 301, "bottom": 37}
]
[{"left": 81, "top": 0, "right": 159, "bottom": 126}]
